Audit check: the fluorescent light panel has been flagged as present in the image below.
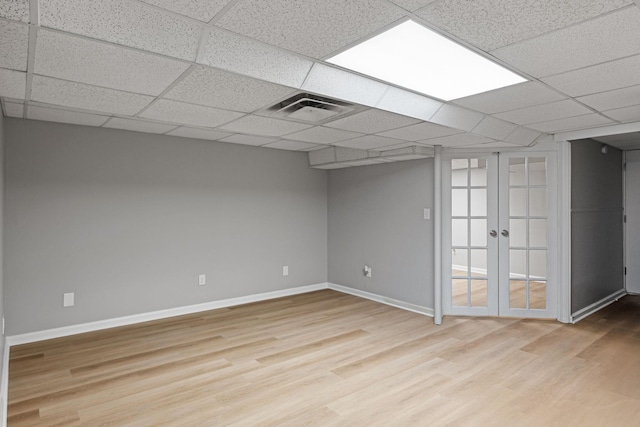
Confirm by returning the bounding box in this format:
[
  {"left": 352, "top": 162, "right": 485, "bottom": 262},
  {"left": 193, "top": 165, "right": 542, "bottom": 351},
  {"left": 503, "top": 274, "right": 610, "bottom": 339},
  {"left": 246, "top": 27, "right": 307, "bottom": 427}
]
[{"left": 327, "top": 20, "right": 526, "bottom": 101}]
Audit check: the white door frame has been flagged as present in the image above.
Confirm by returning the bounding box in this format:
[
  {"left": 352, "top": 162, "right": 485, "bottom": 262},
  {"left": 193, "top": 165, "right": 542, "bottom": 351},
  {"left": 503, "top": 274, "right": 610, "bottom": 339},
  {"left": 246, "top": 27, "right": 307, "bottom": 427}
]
[{"left": 436, "top": 142, "right": 571, "bottom": 323}]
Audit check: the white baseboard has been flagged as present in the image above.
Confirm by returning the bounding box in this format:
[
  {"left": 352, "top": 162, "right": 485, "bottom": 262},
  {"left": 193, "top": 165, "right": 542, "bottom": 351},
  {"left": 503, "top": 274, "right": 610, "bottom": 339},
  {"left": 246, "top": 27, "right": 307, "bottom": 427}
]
[
  {"left": 6, "top": 283, "right": 328, "bottom": 347},
  {"left": 328, "top": 283, "right": 434, "bottom": 317},
  {"left": 571, "top": 289, "right": 627, "bottom": 323}
]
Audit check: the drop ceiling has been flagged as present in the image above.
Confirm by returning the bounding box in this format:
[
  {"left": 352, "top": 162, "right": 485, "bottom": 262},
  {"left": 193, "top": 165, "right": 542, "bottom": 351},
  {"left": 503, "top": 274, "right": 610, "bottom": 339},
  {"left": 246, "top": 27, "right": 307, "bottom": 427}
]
[{"left": 1, "top": 0, "right": 640, "bottom": 161}]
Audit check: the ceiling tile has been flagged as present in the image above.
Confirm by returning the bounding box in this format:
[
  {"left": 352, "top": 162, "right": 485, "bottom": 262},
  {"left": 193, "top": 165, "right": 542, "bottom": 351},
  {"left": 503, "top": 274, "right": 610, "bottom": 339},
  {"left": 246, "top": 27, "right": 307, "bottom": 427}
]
[
  {"left": 218, "top": 115, "right": 313, "bottom": 136},
  {"left": 419, "top": 133, "right": 494, "bottom": 147},
  {"left": 27, "top": 105, "right": 109, "bottom": 126},
  {"left": 416, "top": 0, "right": 632, "bottom": 51},
  {"left": 302, "top": 64, "right": 388, "bottom": 107},
  {"left": 603, "top": 105, "right": 640, "bottom": 123},
  {"left": 527, "top": 114, "right": 613, "bottom": 133},
  {"left": 165, "top": 66, "right": 295, "bottom": 112},
  {"left": 453, "top": 81, "right": 565, "bottom": 115},
  {"left": 0, "top": 20, "right": 28, "bottom": 71},
  {"left": 138, "top": 0, "right": 232, "bottom": 22},
  {"left": 0, "top": 0, "right": 29, "bottom": 22},
  {"left": 35, "top": 30, "right": 190, "bottom": 96},
  {"left": 492, "top": 7, "right": 640, "bottom": 77},
  {"left": 378, "top": 121, "right": 463, "bottom": 141},
  {"left": 472, "top": 116, "right": 519, "bottom": 140},
  {"left": 166, "top": 127, "right": 233, "bottom": 141},
  {"left": 371, "top": 141, "right": 427, "bottom": 151},
  {"left": 504, "top": 126, "right": 542, "bottom": 146},
  {"left": 4, "top": 102, "right": 24, "bottom": 117},
  {"left": 283, "top": 126, "right": 363, "bottom": 144},
  {"left": 542, "top": 54, "right": 640, "bottom": 97},
  {"left": 198, "top": 27, "right": 312, "bottom": 88},
  {"left": 263, "top": 140, "right": 321, "bottom": 151},
  {"left": 0, "top": 68, "right": 26, "bottom": 99},
  {"left": 139, "top": 99, "right": 244, "bottom": 128},
  {"left": 467, "top": 141, "right": 526, "bottom": 149},
  {"left": 31, "top": 76, "right": 155, "bottom": 116},
  {"left": 216, "top": 0, "right": 405, "bottom": 58},
  {"left": 388, "top": 0, "right": 437, "bottom": 12},
  {"left": 577, "top": 85, "right": 640, "bottom": 111},
  {"left": 40, "top": 0, "right": 202, "bottom": 61},
  {"left": 495, "top": 100, "right": 593, "bottom": 125},
  {"left": 375, "top": 86, "right": 442, "bottom": 121},
  {"left": 430, "top": 104, "right": 484, "bottom": 131},
  {"left": 102, "top": 117, "right": 178, "bottom": 134},
  {"left": 219, "top": 134, "right": 279, "bottom": 146},
  {"left": 325, "top": 109, "right": 420, "bottom": 134},
  {"left": 333, "top": 134, "right": 405, "bottom": 150}
]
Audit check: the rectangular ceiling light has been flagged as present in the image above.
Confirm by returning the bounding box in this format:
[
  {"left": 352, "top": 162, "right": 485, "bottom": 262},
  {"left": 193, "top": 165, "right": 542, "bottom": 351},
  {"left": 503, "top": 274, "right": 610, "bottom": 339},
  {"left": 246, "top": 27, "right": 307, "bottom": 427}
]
[{"left": 327, "top": 20, "right": 526, "bottom": 101}]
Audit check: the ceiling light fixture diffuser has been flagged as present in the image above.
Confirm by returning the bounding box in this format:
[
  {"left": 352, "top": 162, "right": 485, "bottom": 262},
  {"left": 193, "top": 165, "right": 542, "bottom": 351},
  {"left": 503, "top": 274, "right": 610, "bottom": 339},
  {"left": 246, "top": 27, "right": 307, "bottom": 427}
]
[{"left": 327, "top": 20, "right": 527, "bottom": 101}]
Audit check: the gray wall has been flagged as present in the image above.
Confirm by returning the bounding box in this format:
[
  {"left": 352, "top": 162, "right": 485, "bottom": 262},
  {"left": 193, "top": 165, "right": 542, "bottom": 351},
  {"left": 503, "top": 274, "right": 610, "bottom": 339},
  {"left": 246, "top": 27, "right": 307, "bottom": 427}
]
[
  {"left": 4, "top": 119, "right": 327, "bottom": 335},
  {"left": 571, "top": 139, "right": 624, "bottom": 313},
  {"left": 328, "top": 159, "right": 433, "bottom": 308}
]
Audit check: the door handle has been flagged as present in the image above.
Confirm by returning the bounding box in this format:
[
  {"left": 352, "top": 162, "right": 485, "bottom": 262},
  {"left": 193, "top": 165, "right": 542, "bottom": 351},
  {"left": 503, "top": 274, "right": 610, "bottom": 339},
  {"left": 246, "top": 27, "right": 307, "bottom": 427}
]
[
  {"left": 501, "top": 230, "right": 509, "bottom": 237},
  {"left": 489, "top": 230, "right": 497, "bottom": 238}
]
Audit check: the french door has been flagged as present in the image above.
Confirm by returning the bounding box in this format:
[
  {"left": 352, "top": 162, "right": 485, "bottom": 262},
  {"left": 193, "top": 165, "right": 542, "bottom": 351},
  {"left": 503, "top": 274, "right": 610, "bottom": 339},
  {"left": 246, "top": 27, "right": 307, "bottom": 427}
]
[{"left": 443, "top": 152, "right": 557, "bottom": 318}]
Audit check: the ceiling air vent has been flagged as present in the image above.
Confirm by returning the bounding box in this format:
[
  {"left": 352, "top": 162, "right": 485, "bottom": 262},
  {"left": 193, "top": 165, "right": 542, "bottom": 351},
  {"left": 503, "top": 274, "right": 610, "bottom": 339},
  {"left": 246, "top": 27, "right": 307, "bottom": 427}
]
[{"left": 267, "top": 93, "right": 356, "bottom": 124}]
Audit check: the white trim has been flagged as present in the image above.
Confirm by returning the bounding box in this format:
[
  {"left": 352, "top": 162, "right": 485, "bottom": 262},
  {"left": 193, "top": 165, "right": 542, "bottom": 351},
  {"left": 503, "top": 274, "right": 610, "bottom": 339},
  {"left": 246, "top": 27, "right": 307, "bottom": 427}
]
[
  {"left": 328, "top": 283, "right": 434, "bottom": 317},
  {"left": 571, "top": 289, "right": 627, "bottom": 323},
  {"left": 553, "top": 121, "right": 640, "bottom": 143},
  {"left": 451, "top": 264, "right": 545, "bottom": 281},
  {"left": 558, "top": 141, "right": 572, "bottom": 323},
  {"left": 434, "top": 145, "right": 443, "bottom": 325},
  {"left": 6, "top": 283, "right": 328, "bottom": 346}
]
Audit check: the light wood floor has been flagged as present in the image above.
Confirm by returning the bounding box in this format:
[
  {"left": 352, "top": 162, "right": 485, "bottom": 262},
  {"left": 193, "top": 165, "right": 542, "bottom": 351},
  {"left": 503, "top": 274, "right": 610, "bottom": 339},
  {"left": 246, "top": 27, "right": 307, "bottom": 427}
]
[{"left": 8, "top": 290, "right": 640, "bottom": 426}]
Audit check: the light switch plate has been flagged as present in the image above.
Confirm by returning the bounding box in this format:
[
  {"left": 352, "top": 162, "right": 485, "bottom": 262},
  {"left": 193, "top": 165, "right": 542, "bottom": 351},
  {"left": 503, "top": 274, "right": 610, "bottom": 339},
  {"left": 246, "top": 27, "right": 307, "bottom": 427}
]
[
  {"left": 199, "top": 274, "right": 206, "bottom": 286},
  {"left": 283, "top": 266, "right": 289, "bottom": 276},
  {"left": 424, "top": 208, "right": 431, "bottom": 220},
  {"left": 63, "top": 292, "right": 75, "bottom": 307}
]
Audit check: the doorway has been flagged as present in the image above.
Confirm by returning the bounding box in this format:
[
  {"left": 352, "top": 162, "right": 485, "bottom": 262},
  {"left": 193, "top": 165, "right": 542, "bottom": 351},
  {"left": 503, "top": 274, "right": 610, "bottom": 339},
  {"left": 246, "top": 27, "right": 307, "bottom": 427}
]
[{"left": 442, "top": 152, "right": 558, "bottom": 318}]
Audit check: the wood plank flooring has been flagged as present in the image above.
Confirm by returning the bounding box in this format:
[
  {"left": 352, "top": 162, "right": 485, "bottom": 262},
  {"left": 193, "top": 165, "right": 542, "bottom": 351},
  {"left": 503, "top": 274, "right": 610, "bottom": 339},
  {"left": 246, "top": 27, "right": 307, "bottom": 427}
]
[{"left": 8, "top": 290, "right": 640, "bottom": 426}]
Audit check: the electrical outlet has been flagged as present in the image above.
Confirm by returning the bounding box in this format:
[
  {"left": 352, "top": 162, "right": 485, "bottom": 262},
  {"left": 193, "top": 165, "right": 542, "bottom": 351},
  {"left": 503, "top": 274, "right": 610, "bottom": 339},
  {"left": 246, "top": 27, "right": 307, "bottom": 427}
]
[
  {"left": 283, "top": 266, "right": 289, "bottom": 276},
  {"left": 63, "top": 292, "right": 75, "bottom": 307},
  {"left": 423, "top": 208, "right": 431, "bottom": 220},
  {"left": 364, "top": 266, "right": 372, "bottom": 278},
  {"left": 199, "top": 274, "right": 206, "bottom": 286}
]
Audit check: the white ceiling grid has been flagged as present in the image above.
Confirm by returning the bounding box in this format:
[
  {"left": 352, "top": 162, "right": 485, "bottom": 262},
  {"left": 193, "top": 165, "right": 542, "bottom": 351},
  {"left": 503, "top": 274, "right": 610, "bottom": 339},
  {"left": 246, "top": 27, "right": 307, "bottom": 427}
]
[{"left": 0, "top": 0, "right": 639, "bottom": 159}]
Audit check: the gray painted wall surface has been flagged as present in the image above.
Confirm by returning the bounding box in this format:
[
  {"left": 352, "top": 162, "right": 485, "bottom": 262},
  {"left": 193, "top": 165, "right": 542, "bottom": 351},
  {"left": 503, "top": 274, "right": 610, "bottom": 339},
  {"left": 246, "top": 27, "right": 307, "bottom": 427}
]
[
  {"left": 4, "top": 119, "right": 327, "bottom": 335},
  {"left": 571, "top": 139, "right": 624, "bottom": 313},
  {"left": 328, "top": 159, "right": 433, "bottom": 308}
]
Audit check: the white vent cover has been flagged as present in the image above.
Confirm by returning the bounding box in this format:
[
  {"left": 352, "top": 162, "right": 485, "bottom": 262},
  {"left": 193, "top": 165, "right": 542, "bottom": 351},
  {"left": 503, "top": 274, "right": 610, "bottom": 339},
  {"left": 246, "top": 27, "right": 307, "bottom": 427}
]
[{"left": 265, "top": 93, "right": 358, "bottom": 124}]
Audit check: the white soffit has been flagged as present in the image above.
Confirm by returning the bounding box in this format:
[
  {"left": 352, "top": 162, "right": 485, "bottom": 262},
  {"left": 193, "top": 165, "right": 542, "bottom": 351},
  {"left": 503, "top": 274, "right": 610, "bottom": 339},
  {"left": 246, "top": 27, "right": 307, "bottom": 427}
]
[
  {"left": 103, "top": 117, "right": 178, "bottom": 134},
  {"left": 0, "top": 20, "right": 29, "bottom": 71},
  {"left": 453, "top": 81, "right": 565, "bottom": 115},
  {"left": 0, "top": 0, "right": 29, "bottom": 22},
  {"left": 302, "top": 63, "right": 389, "bottom": 108},
  {"left": 263, "top": 140, "right": 322, "bottom": 151},
  {"left": 378, "top": 121, "right": 463, "bottom": 141},
  {"left": 504, "top": 126, "right": 543, "bottom": 146},
  {"left": 3, "top": 101, "right": 24, "bottom": 117},
  {"left": 492, "top": 7, "right": 640, "bottom": 77},
  {"left": 138, "top": 0, "right": 232, "bottom": 22},
  {"left": 166, "top": 127, "right": 233, "bottom": 141},
  {"left": 27, "top": 105, "right": 109, "bottom": 126},
  {"left": 325, "top": 109, "right": 420, "bottom": 134},
  {"left": 415, "top": 0, "right": 633, "bottom": 51},
  {"left": 35, "top": 29, "right": 191, "bottom": 96},
  {"left": 40, "top": 0, "right": 202, "bottom": 61},
  {"left": 333, "top": 134, "right": 406, "bottom": 150},
  {"left": 577, "top": 85, "right": 640, "bottom": 111},
  {"left": 0, "top": 68, "right": 26, "bottom": 99},
  {"left": 215, "top": 0, "right": 405, "bottom": 58},
  {"left": 31, "top": 76, "right": 155, "bottom": 116},
  {"left": 603, "top": 105, "right": 640, "bottom": 123},
  {"left": 375, "top": 86, "right": 443, "bottom": 121},
  {"left": 198, "top": 27, "right": 313, "bottom": 89},
  {"left": 165, "top": 66, "right": 295, "bottom": 113},
  {"left": 418, "top": 133, "right": 494, "bottom": 147},
  {"left": 139, "top": 99, "right": 244, "bottom": 128},
  {"left": 542, "top": 54, "right": 640, "bottom": 97},
  {"left": 527, "top": 114, "right": 614, "bottom": 133},
  {"left": 430, "top": 104, "right": 484, "bottom": 131},
  {"left": 283, "top": 126, "right": 363, "bottom": 144},
  {"left": 219, "top": 134, "right": 279, "bottom": 146},
  {"left": 495, "top": 99, "right": 593, "bottom": 126},
  {"left": 218, "top": 115, "right": 313, "bottom": 136}
]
